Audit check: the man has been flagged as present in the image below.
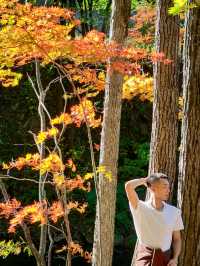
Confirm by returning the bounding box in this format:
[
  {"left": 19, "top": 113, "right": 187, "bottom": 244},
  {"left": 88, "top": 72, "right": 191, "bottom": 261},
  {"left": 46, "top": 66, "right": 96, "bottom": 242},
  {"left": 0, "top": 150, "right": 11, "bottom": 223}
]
[{"left": 125, "top": 173, "right": 184, "bottom": 266}]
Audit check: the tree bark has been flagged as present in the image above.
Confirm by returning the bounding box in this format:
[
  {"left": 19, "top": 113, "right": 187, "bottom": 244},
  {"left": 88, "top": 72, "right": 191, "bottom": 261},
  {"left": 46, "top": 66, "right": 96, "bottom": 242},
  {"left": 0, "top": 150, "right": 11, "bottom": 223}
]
[
  {"left": 92, "top": 1, "right": 131, "bottom": 266},
  {"left": 149, "top": 0, "right": 180, "bottom": 183},
  {"left": 132, "top": 0, "right": 180, "bottom": 264},
  {"left": 177, "top": 5, "right": 200, "bottom": 266}
]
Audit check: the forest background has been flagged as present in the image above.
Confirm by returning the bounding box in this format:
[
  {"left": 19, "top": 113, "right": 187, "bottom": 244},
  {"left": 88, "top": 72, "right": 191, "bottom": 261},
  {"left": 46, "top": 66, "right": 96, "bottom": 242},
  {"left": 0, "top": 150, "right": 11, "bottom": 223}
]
[{"left": 0, "top": 0, "right": 199, "bottom": 266}]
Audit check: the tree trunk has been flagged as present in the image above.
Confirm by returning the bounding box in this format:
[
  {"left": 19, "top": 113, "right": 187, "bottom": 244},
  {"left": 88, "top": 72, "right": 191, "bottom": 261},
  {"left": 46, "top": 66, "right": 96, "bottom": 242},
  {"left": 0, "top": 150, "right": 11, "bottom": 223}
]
[
  {"left": 132, "top": 0, "right": 180, "bottom": 264},
  {"left": 101, "top": 0, "right": 112, "bottom": 33},
  {"left": 149, "top": 0, "right": 180, "bottom": 183},
  {"left": 177, "top": 5, "right": 200, "bottom": 266},
  {"left": 92, "top": 1, "right": 131, "bottom": 266}
]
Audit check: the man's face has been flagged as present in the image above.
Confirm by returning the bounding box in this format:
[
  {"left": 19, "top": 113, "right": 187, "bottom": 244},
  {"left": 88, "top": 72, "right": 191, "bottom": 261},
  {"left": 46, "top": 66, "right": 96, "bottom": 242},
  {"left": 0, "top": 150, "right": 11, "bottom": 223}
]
[{"left": 150, "top": 179, "right": 170, "bottom": 201}]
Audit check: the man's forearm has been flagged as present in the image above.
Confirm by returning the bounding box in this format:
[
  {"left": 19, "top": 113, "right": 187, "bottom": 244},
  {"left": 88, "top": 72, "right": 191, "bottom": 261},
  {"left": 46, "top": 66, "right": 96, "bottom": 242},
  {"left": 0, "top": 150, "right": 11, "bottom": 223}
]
[
  {"left": 125, "top": 177, "right": 148, "bottom": 190},
  {"left": 172, "top": 239, "right": 181, "bottom": 261}
]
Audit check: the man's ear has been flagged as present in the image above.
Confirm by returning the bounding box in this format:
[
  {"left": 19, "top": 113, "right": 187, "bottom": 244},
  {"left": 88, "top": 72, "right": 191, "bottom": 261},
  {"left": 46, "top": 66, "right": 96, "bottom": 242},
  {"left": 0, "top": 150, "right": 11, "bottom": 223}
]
[{"left": 149, "top": 184, "right": 155, "bottom": 192}]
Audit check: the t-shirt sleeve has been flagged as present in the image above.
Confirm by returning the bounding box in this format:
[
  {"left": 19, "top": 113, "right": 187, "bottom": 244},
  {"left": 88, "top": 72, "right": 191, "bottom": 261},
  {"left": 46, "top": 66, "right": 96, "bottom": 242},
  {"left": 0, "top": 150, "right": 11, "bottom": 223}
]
[
  {"left": 129, "top": 199, "right": 146, "bottom": 217},
  {"left": 173, "top": 209, "right": 184, "bottom": 231}
]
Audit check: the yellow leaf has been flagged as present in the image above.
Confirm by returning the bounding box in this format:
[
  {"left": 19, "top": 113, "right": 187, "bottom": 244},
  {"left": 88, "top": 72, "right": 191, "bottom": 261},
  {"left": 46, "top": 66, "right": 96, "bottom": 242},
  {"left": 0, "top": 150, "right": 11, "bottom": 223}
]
[
  {"left": 97, "top": 165, "right": 106, "bottom": 173},
  {"left": 105, "top": 171, "right": 112, "bottom": 182},
  {"left": 84, "top": 173, "right": 94, "bottom": 180},
  {"left": 25, "top": 153, "right": 32, "bottom": 160},
  {"left": 53, "top": 174, "right": 65, "bottom": 188},
  {"left": 36, "top": 131, "right": 48, "bottom": 144},
  {"left": 2, "top": 162, "right": 9, "bottom": 169},
  {"left": 63, "top": 93, "right": 72, "bottom": 100},
  {"left": 48, "top": 127, "right": 59, "bottom": 137},
  {"left": 98, "top": 72, "right": 105, "bottom": 81}
]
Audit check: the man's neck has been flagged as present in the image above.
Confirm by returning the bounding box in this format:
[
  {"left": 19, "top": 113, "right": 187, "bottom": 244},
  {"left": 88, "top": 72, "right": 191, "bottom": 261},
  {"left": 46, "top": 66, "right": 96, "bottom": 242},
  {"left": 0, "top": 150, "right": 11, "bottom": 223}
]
[{"left": 150, "top": 197, "right": 164, "bottom": 211}]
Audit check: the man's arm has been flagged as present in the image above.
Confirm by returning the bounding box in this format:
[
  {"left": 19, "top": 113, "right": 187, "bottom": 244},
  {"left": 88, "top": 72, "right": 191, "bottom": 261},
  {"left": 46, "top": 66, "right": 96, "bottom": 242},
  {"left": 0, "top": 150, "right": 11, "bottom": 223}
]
[
  {"left": 167, "top": 230, "right": 182, "bottom": 266},
  {"left": 125, "top": 177, "right": 148, "bottom": 209}
]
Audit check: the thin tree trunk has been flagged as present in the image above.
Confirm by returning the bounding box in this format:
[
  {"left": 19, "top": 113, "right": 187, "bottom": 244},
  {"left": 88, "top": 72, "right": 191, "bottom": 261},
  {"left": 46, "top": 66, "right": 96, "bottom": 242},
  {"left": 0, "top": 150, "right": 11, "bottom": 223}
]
[
  {"left": 177, "top": 5, "right": 200, "bottom": 266},
  {"left": 132, "top": 0, "right": 180, "bottom": 264},
  {"left": 88, "top": 0, "right": 93, "bottom": 30},
  {"left": 77, "top": 0, "right": 89, "bottom": 35},
  {"left": 101, "top": 0, "right": 112, "bottom": 33},
  {"left": 92, "top": 1, "right": 131, "bottom": 266},
  {"left": 34, "top": 0, "right": 49, "bottom": 257},
  {"left": 35, "top": 61, "right": 48, "bottom": 258}
]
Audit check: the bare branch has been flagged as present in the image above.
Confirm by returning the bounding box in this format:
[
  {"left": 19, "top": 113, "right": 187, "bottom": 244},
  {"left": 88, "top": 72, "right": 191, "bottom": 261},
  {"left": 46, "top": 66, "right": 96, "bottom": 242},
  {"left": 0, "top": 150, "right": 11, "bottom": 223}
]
[{"left": 0, "top": 175, "right": 53, "bottom": 185}]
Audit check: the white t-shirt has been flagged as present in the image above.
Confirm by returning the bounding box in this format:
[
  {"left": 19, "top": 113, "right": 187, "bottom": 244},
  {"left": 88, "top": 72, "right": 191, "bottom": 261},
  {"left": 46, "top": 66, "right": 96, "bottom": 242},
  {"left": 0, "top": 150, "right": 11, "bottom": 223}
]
[{"left": 129, "top": 199, "right": 184, "bottom": 252}]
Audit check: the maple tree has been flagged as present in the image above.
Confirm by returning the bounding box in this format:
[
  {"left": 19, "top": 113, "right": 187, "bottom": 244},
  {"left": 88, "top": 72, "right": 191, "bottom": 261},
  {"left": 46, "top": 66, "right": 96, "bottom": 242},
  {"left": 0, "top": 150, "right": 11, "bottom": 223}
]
[{"left": 129, "top": 4, "right": 155, "bottom": 49}]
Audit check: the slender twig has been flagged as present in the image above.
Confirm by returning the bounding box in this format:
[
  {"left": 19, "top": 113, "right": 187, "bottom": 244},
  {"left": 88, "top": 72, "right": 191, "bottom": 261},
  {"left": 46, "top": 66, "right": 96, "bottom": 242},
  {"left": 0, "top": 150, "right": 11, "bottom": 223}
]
[
  {"left": 28, "top": 130, "right": 41, "bottom": 153},
  {"left": 35, "top": 60, "right": 48, "bottom": 257},
  {"left": 0, "top": 175, "right": 53, "bottom": 185},
  {"left": 27, "top": 73, "right": 52, "bottom": 123},
  {"left": 45, "top": 75, "right": 65, "bottom": 94},
  {"left": 47, "top": 224, "right": 54, "bottom": 266},
  {"left": 47, "top": 223, "right": 67, "bottom": 236}
]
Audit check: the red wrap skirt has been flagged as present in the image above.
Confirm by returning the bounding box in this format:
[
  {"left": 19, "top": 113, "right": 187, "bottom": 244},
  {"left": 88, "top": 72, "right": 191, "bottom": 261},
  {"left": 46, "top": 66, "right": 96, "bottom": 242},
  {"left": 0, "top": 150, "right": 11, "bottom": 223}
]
[{"left": 133, "top": 243, "right": 172, "bottom": 266}]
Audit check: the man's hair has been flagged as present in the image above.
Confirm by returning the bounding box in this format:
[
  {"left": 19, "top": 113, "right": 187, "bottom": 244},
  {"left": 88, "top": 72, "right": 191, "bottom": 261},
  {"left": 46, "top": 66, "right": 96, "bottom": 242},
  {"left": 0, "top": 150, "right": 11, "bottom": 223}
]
[{"left": 146, "top": 173, "right": 169, "bottom": 187}]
